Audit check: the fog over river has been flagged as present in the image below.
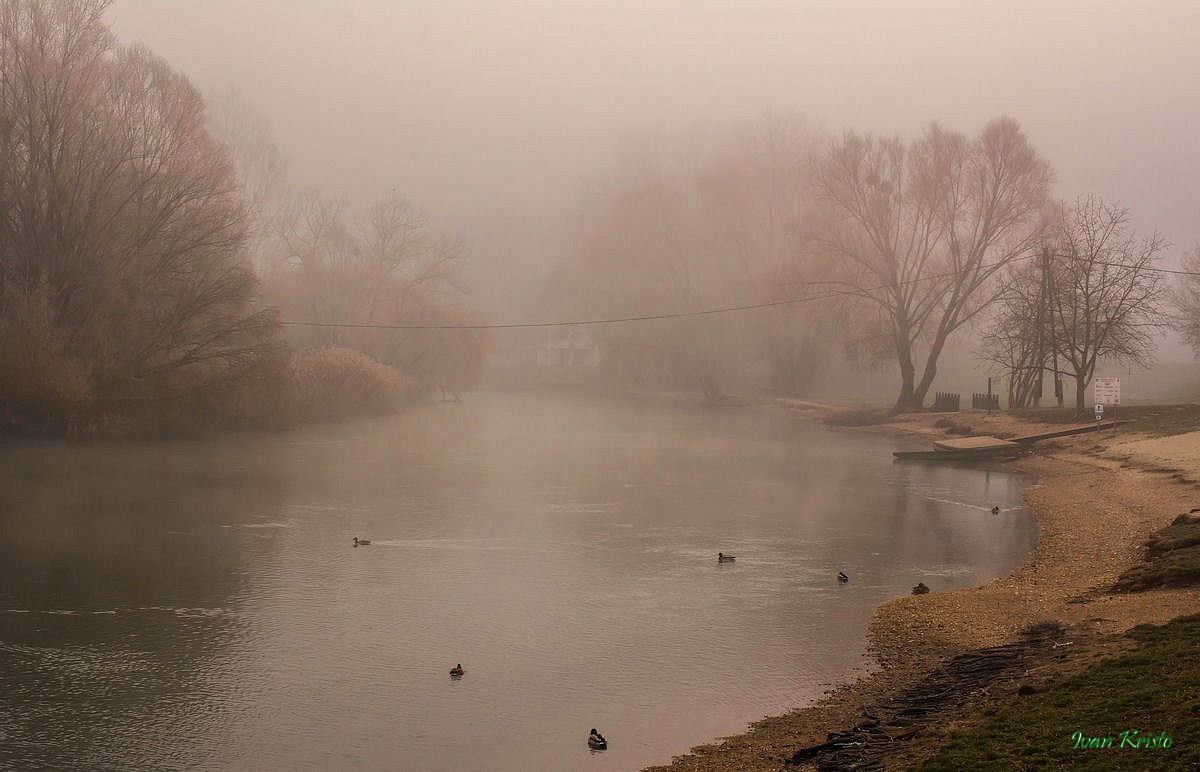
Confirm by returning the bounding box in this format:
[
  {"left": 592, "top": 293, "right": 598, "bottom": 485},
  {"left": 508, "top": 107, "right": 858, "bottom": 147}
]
[{"left": 0, "top": 393, "right": 1035, "bottom": 770}]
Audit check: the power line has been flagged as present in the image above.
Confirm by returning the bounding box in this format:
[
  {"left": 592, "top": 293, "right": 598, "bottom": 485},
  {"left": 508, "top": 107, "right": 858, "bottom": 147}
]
[
  {"left": 278, "top": 253, "right": 1200, "bottom": 331},
  {"left": 280, "top": 255, "right": 1034, "bottom": 331}
]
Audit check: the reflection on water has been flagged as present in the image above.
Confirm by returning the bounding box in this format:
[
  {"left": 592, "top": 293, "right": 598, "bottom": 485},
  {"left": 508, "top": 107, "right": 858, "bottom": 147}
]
[{"left": 0, "top": 393, "right": 1036, "bottom": 770}]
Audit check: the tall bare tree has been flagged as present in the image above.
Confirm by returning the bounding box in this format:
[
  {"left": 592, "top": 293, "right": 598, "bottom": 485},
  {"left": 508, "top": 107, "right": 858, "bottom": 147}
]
[
  {"left": 269, "top": 188, "right": 480, "bottom": 394},
  {"left": 809, "top": 118, "right": 1052, "bottom": 412},
  {"left": 206, "top": 85, "right": 287, "bottom": 269},
  {"left": 979, "top": 258, "right": 1049, "bottom": 408},
  {"left": 1048, "top": 197, "right": 1168, "bottom": 414},
  {"left": 0, "top": 0, "right": 279, "bottom": 430},
  {"left": 1172, "top": 246, "right": 1200, "bottom": 357}
]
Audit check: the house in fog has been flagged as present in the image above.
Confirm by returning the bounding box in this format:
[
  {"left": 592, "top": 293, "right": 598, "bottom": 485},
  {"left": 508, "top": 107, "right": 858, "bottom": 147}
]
[{"left": 536, "top": 325, "right": 600, "bottom": 367}]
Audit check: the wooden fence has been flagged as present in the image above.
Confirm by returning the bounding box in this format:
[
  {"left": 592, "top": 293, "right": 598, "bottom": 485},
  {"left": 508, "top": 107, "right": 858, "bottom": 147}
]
[
  {"left": 931, "top": 392, "right": 960, "bottom": 412},
  {"left": 972, "top": 393, "right": 1000, "bottom": 410}
]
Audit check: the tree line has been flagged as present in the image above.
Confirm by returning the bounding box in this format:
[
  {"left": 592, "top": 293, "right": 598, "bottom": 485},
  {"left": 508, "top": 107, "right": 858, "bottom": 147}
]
[
  {"left": 553, "top": 115, "right": 1192, "bottom": 416},
  {"left": 0, "top": 0, "right": 482, "bottom": 434}
]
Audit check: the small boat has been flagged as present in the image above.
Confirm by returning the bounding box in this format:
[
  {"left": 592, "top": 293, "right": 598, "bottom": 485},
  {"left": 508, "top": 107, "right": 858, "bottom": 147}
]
[
  {"left": 892, "top": 448, "right": 1022, "bottom": 462},
  {"left": 717, "top": 552, "right": 735, "bottom": 563},
  {"left": 449, "top": 664, "right": 464, "bottom": 677},
  {"left": 353, "top": 537, "right": 372, "bottom": 546},
  {"left": 588, "top": 730, "right": 607, "bottom": 750}
]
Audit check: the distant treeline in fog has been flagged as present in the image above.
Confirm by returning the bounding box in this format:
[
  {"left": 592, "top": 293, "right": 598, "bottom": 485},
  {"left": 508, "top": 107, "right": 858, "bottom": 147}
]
[{"left": 540, "top": 113, "right": 1196, "bottom": 415}]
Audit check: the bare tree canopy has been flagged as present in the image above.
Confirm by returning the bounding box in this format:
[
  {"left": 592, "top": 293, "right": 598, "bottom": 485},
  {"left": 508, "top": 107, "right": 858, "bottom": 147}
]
[
  {"left": 1048, "top": 196, "right": 1168, "bottom": 414},
  {"left": 0, "top": 0, "right": 280, "bottom": 431},
  {"left": 979, "top": 257, "right": 1050, "bottom": 409},
  {"left": 1172, "top": 246, "right": 1200, "bottom": 357},
  {"left": 808, "top": 117, "right": 1052, "bottom": 413},
  {"left": 268, "top": 188, "right": 482, "bottom": 394}
]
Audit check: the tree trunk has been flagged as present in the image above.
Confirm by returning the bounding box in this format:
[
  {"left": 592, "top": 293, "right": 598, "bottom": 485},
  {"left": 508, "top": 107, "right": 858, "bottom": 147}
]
[
  {"left": 1074, "top": 373, "right": 1087, "bottom": 418},
  {"left": 892, "top": 359, "right": 917, "bottom": 413},
  {"left": 891, "top": 323, "right": 919, "bottom": 414},
  {"left": 911, "top": 329, "right": 950, "bottom": 411}
]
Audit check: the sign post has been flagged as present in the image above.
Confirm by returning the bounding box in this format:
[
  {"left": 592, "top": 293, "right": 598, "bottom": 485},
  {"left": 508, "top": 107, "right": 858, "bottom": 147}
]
[
  {"left": 1094, "top": 403, "right": 1104, "bottom": 430},
  {"left": 1094, "top": 378, "right": 1120, "bottom": 431}
]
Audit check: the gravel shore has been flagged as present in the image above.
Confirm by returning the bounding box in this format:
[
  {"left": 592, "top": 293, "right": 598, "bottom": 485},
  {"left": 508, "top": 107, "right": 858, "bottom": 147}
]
[{"left": 645, "top": 410, "right": 1200, "bottom": 771}]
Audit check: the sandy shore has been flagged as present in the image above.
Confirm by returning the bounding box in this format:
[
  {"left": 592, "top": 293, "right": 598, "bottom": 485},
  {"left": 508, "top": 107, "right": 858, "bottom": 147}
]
[{"left": 645, "top": 409, "right": 1200, "bottom": 771}]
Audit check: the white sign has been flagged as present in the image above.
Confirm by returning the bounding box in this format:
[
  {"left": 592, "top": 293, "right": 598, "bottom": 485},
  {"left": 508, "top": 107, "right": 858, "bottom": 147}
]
[
  {"left": 1094, "top": 377, "right": 1120, "bottom": 406},
  {"left": 1095, "top": 404, "right": 1104, "bottom": 420}
]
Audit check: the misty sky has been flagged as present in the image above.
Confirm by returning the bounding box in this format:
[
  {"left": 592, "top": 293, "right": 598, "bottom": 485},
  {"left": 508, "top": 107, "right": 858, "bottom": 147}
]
[{"left": 110, "top": 0, "right": 1199, "bottom": 353}]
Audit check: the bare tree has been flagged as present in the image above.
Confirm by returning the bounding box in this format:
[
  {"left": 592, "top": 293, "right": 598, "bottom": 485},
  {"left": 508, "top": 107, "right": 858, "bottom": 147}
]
[
  {"left": 1048, "top": 197, "right": 1168, "bottom": 414},
  {"left": 206, "top": 85, "right": 288, "bottom": 269},
  {"left": 269, "top": 188, "right": 480, "bottom": 395},
  {"left": 809, "top": 118, "right": 1052, "bottom": 413},
  {"left": 1172, "top": 246, "right": 1200, "bottom": 356},
  {"left": 0, "top": 0, "right": 280, "bottom": 430},
  {"left": 979, "top": 258, "right": 1049, "bottom": 408}
]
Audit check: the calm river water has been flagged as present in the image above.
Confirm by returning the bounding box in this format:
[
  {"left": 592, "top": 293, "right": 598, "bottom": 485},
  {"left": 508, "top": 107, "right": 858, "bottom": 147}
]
[{"left": 0, "top": 393, "right": 1036, "bottom": 770}]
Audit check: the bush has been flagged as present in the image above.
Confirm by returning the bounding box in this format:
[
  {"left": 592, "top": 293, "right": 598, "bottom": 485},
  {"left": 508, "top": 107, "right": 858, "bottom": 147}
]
[
  {"left": 0, "top": 287, "right": 94, "bottom": 432},
  {"left": 286, "top": 346, "right": 420, "bottom": 423}
]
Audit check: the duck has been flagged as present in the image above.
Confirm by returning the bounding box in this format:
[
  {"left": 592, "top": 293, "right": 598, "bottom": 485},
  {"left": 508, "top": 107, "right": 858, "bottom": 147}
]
[
  {"left": 449, "top": 663, "right": 464, "bottom": 677},
  {"left": 912, "top": 582, "right": 930, "bottom": 595},
  {"left": 991, "top": 506, "right": 1000, "bottom": 515},
  {"left": 717, "top": 552, "right": 735, "bottom": 563},
  {"left": 353, "top": 537, "right": 371, "bottom": 546},
  {"left": 837, "top": 571, "right": 849, "bottom": 583},
  {"left": 588, "top": 728, "right": 607, "bottom": 750}
]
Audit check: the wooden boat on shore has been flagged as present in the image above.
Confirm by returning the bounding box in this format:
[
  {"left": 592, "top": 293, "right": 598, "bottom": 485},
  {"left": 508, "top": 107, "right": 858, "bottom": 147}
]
[
  {"left": 894, "top": 435, "right": 1022, "bottom": 463},
  {"left": 892, "top": 447, "right": 1023, "bottom": 462},
  {"left": 893, "top": 421, "right": 1123, "bottom": 463}
]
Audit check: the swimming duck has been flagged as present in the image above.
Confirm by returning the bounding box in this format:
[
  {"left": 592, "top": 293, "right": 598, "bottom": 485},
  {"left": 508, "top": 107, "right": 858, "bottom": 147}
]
[
  {"left": 717, "top": 552, "right": 735, "bottom": 563},
  {"left": 991, "top": 506, "right": 1000, "bottom": 515},
  {"left": 449, "top": 664, "right": 464, "bottom": 677},
  {"left": 588, "top": 728, "right": 607, "bottom": 750},
  {"left": 837, "top": 571, "right": 849, "bottom": 583},
  {"left": 353, "top": 537, "right": 371, "bottom": 546},
  {"left": 912, "top": 582, "right": 930, "bottom": 595}
]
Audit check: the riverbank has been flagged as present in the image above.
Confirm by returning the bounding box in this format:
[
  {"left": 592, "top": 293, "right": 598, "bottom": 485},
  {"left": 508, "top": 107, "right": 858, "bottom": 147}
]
[{"left": 647, "top": 405, "right": 1200, "bottom": 770}]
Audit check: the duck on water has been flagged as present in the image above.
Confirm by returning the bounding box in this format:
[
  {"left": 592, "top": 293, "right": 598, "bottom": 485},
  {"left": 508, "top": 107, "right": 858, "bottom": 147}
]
[
  {"left": 588, "top": 728, "right": 607, "bottom": 750},
  {"left": 353, "top": 537, "right": 371, "bottom": 546},
  {"left": 717, "top": 552, "right": 735, "bottom": 563}
]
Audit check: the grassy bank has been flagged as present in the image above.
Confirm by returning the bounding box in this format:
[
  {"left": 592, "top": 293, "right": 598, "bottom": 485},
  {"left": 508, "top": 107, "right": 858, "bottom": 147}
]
[{"left": 922, "top": 614, "right": 1200, "bottom": 770}]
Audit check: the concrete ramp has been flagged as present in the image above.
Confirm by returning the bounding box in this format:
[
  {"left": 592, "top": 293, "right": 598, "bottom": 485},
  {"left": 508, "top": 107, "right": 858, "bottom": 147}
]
[{"left": 932, "top": 436, "right": 1019, "bottom": 452}]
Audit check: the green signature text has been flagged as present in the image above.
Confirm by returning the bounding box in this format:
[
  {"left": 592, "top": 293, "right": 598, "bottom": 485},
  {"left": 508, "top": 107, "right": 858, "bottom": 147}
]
[{"left": 1071, "top": 730, "right": 1173, "bottom": 749}]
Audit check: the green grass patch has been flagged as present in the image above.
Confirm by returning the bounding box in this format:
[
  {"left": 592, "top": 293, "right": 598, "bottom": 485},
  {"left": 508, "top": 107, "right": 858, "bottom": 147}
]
[
  {"left": 920, "top": 614, "right": 1200, "bottom": 770},
  {"left": 1009, "top": 404, "right": 1200, "bottom": 437},
  {"left": 824, "top": 407, "right": 893, "bottom": 427},
  {"left": 1113, "top": 520, "right": 1200, "bottom": 593},
  {"left": 1145, "top": 522, "right": 1200, "bottom": 557}
]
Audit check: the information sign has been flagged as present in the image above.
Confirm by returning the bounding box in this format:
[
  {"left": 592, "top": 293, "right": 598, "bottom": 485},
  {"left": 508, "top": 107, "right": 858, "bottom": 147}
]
[{"left": 1094, "top": 378, "right": 1120, "bottom": 405}]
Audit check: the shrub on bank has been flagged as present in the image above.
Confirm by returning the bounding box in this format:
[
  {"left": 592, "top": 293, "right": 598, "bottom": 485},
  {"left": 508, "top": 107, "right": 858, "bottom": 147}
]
[
  {"left": 0, "top": 288, "right": 95, "bottom": 432},
  {"left": 286, "top": 346, "right": 421, "bottom": 423}
]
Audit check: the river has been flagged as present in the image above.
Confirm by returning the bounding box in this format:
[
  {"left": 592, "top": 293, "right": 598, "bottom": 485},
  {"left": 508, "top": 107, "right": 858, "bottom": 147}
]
[{"left": 0, "top": 392, "right": 1036, "bottom": 770}]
